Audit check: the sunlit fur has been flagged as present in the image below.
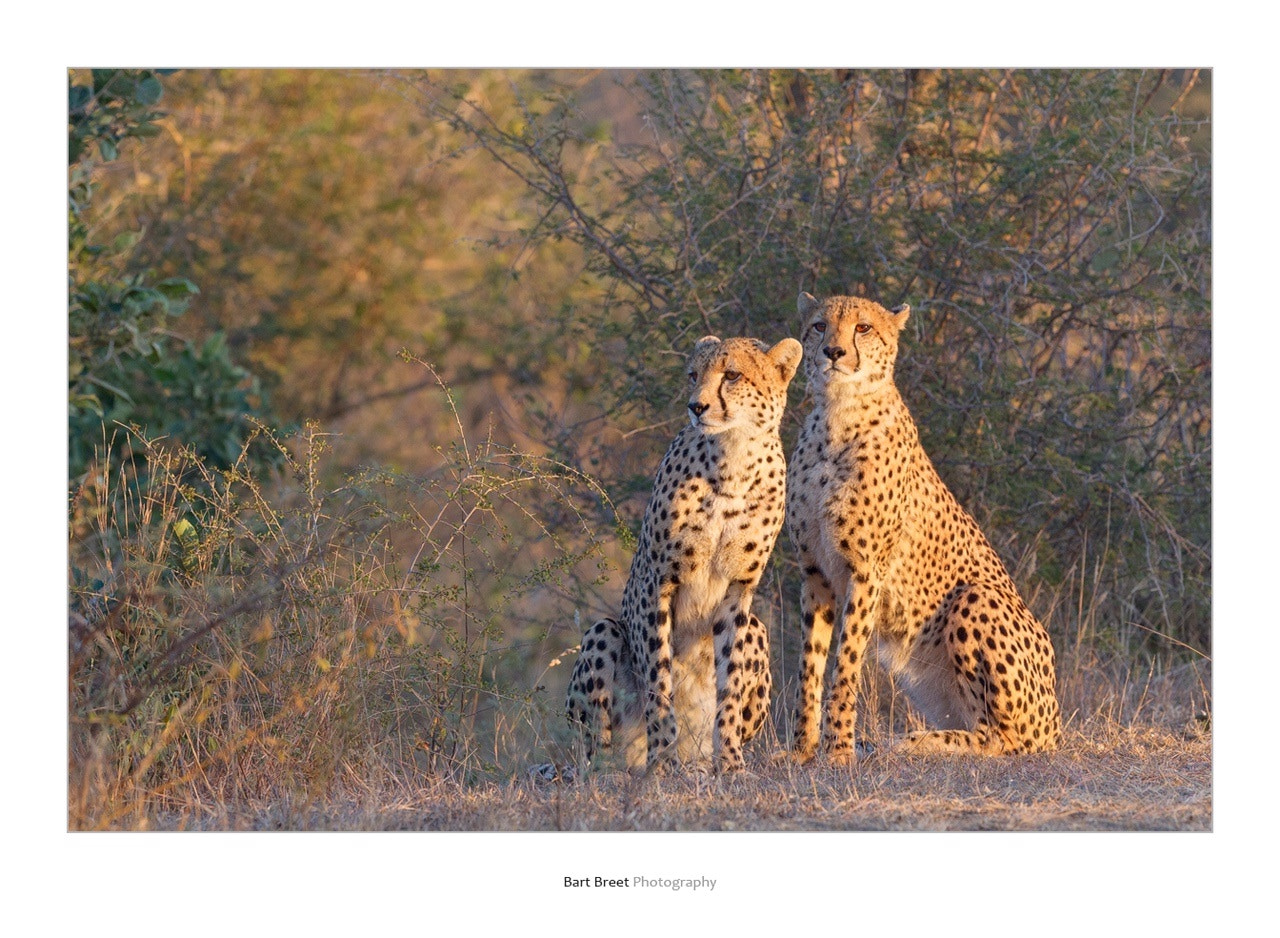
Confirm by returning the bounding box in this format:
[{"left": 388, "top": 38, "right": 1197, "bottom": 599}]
[
  {"left": 786, "top": 293, "right": 1061, "bottom": 763},
  {"left": 566, "top": 335, "right": 802, "bottom": 772}
]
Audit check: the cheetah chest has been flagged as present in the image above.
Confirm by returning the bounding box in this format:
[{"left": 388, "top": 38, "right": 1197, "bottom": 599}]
[
  {"left": 791, "top": 417, "right": 918, "bottom": 589},
  {"left": 667, "top": 465, "right": 781, "bottom": 637}
]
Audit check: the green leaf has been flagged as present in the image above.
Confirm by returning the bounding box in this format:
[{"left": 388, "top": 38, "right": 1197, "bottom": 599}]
[
  {"left": 98, "top": 138, "right": 118, "bottom": 161},
  {"left": 111, "top": 76, "right": 137, "bottom": 100},
  {"left": 91, "top": 69, "right": 116, "bottom": 94},
  {"left": 172, "top": 518, "right": 200, "bottom": 576},
  {"left": 201, "top": 332, "right": 228, "bottom": 359},
  {"left": 68, "top": 84, "right": 91, "bottom": 112},
  {"left": 136, "top": 76, "right": 163, "bottom": 105},
  {"left": 156, "top": 278, "right": 200, "bottom": 299},
  {"left": 68, "top": 392, "right": 104, "bottom": 418},
  {"left": 110, "top": 230, "right": 141, "bottom": 254}
]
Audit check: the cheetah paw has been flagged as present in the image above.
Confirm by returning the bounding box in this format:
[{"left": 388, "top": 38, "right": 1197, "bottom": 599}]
[{"left": 527, "top": 763, "right": 577, "bottom": 784}]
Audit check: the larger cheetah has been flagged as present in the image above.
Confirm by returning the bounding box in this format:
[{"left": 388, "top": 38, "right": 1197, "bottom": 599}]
[
  {"left": 786, "top": 293, "right": 1061, "bottom": 763},
  {"left": 565, "top": 335, "right": 802, "bottom": 772}
]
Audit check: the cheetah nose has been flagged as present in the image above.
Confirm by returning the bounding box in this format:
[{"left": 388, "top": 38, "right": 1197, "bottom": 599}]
[
  {"left": 688, "top": 401, "right": 710, "bottom": 418},
  {"left": 823, "top": 345, "right": 846, "bottom": 362}
]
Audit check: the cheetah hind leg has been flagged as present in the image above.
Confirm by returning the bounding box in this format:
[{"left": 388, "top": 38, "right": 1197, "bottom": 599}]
[
  {"left": 899, "top": 724, "right": 1007, "bottom": 755},
  {"left": 564, "top": 618, "right": 644, "bottom": 767},
  {"left": 893, "top": 586, "right": 1043, "bottom": 757},
  {"left": 736, "top": 613, "right": 773, "bottom": 746}
]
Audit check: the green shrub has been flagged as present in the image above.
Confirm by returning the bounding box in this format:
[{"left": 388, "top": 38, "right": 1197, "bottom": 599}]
[
  {"left": 68, "top": 68, "right": 279, "bottom": 484},
  {"left": 414, "top": 68, "right": 1211, "bottom": 659},
  {"left": 68, "top": 364, "right": 621, "bottom": 827}
]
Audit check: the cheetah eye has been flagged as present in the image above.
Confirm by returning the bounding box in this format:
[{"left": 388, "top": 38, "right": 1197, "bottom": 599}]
[
  {"left": 811, "top": 322, "right": 827, "bottom": 335},
  {"left": 855, "top": 323, "right": 872, "bottom": 335},
  {"left": 723, "top": 370, "right": 741, "bottom": 382},
  {"left": 688, "top": 371, "right": 698, "bottom": 383}
]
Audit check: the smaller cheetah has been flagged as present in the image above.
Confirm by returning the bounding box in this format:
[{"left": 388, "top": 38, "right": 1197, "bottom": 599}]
[
  {"left": 565, "top": 335, "right": 802, "bottom": 772},
  {"left": 786, "top": 293, "right": 1061, "bottom": 763}
]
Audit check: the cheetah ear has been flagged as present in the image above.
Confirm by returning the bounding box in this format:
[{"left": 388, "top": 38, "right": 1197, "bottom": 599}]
[
  {"left": 691, "top": 335, "right": 721, "bottom": 359},
  {"left": 767, "top": 337, "right": 804, "bottom": 385},
  {"left": 889, "top": 303, "right": 911, "bottom": 328},
  {"left": 797, "top": 292, "right": 820, "bottom": 318}
]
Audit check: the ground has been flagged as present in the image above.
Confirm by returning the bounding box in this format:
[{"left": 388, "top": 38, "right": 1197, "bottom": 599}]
[{"left": 148, "top": 722, "right": 1209, "bottom": 831}]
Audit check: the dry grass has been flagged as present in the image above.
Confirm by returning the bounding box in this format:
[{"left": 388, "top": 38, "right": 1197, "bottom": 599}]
[
  {"left": 129, "top": 651, "right": 1213, "bottom": 833},
  {"left": 67, "top": 381, "right": 1211, "bottom": 834},
  {"left": 128, "top": 721, "right": 1209, "bottom": 832}
]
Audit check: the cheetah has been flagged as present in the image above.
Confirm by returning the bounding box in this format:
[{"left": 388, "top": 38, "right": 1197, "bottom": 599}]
[
  {"left": 785, "top": 292, "right": 1061, "bottom": 764},
  {"left": 565, "top": 335, "right": 803, "bottom": 772}
]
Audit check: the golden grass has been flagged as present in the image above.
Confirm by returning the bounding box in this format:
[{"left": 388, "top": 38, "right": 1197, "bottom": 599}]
[
  {"left": 123, "top": 720, "right": 1209, "bottom": 832},
  {"left": 67, "top": 391, "right": 1211, "bottom": 833},
  {"left": 97, "top": 651, "right": 1210, "bottom": 831}
]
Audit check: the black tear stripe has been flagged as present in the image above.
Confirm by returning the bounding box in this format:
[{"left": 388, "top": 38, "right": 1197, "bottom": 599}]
[{"left": 717, "top": 376, "right": 728, "bottom": 418}]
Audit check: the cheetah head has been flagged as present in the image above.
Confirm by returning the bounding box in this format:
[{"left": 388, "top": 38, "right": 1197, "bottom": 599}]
[
  {"left": 685, "top": 335, "right": 803, "bottom": 434},
  {"left": 797, "top": 292, "right": 910, "bottom": 396}
]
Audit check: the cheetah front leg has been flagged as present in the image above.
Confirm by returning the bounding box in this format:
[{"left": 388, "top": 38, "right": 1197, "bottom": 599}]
[
  {"left": 736, "top": 613, "right": 773, "bottom": 745},
  {"left": 790, "top": 566, "right": 836, "bottom": 762},
  {"left": 639, "top": 579, "right": 680, "bottom": 772},
  {"left": 711, "top": 584, "right": 757, "bottom": 772},
  {"left": 823, "top": 577, "right": 881, "bottom": 765},
  {"left": 564, "top": 617, "right": 642, "bottom": 765}
]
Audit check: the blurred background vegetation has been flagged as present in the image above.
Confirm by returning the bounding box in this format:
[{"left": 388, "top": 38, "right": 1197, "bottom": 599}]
[{"left": 67, "top": 68, "right": 1209, "bottom": 827}]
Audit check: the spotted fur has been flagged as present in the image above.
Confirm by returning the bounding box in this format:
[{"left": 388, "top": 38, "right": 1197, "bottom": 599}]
[
  {"left": 565, "top": 335, "right": 802, "bottom": 772},
  {"left": 786, "top": 293, "right": 1061, "bottom": 763}
]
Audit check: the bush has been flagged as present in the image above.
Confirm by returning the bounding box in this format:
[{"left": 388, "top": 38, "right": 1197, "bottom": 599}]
[
  {"left": 411, "top": 68, "right": 1211, "bottom": 658},
  {"left": 68, "top": 68, "right": 279, "bottom": 484},
  {"left": 68, "top": 363, "right": 621, "bottom": 827}
]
